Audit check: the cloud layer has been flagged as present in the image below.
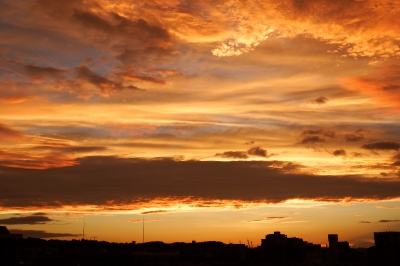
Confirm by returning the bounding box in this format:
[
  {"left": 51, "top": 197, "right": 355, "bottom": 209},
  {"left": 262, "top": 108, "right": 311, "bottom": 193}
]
[{"left": 0, "top": 156, "right": 399, "bottom": 211}]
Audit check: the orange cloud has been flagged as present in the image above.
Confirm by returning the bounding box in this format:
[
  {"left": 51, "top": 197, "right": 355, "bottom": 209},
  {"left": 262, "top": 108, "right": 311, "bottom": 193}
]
[
  {"left": 0, "top": 80, "right": 30, "bottom": 104},
  {"left": 0, "top": 124, "right": 26, "bottom": 141},
  {"left": 344, "top": 64, "right": 400, "bottom": 110}
]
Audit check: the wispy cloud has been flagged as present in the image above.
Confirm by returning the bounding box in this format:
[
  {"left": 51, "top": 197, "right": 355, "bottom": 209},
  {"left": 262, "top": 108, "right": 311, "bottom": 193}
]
[
  {"left": 140, "top": 210, "right": 169, "bottom": 215},
  {"left": 378, "top": 220, "right": 400, "bottom": 223},
  {"left": 375, "top": 205, "right": 398, "bottom": 209},
  {"left": 246, "top": 216, "right": 289, "bottom": 223}
]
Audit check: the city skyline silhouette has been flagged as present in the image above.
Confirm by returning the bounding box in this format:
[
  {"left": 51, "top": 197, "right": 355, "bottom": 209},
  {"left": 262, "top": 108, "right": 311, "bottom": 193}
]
[
  {"left": 1, "top": 0, "right": 400, "bottom": 255},
  {"left": 1, "top": 225, "right": 399, "bottom": 265}
]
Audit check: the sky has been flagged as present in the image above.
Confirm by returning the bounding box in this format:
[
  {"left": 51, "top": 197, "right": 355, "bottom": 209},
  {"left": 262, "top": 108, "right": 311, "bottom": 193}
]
[{"left": 0, "top": 0, "right": 400, "bottom": 247}]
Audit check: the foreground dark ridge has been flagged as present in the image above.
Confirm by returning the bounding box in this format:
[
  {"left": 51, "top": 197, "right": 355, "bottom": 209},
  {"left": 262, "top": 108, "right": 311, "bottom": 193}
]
[{"left": 1, "top": 227, "right": 399, "bottom": 266}]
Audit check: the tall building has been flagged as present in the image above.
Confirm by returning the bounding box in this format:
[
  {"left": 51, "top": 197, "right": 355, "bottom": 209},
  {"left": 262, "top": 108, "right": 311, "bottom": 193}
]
[
  {"left": 260, "top": 231, "right": 310, "bottom": 265},
  {"left": 261, "top": 231, "right": 288, "bottom": 246},
  {"left": 373, "top": 231, "right": 400, "bottom": 266},
  {"left": 374, "top": 231, "right": 400, "bottom": 248},
  {"left": 328, "top": 234, "right": 338, "bottom": 264},
  {"left": 261, "top": 231, "right": 288, "bottom": 265}
]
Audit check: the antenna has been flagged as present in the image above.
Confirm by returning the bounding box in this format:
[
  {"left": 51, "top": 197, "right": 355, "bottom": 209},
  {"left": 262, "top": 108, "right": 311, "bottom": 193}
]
[
  {"left": 83, "top": 221, "right": 85, "bottom": 240},
  {"left": 142, "top": 217, "right": 144, "bottom": 243}
]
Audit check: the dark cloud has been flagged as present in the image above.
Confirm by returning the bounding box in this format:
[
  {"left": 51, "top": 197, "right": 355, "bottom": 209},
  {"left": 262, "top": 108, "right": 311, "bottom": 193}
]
[
  {"left": 23, "top": 64, "right": 67, "bottom": 82},
  {"left": 0, "top": 215, "right": 53, "bottom": 225},
  {"left": 215, "top": 151, "right": 248, "bottom": 159},
  {"left": 301, "top": 129, "right": 335, "bottom": 138},
  {"left": 216, "top": 147, "right": 269, "bottom": 159},
  {"left": 72, "top": 10, "right": 170, "bottom": 41},
  {"left": 333, "top": 149, "right": 346, "bottom": 157},
  {"left": 301, "top": 128, "right": 367, "bottom": 145},
  {"left": 74, "top": 65, "right": 142, "bottom": 96},
  {"left": 359, "top": 221, "right": 371, "bottom": 223},
  {"left": 0, "top": 156, "right": 400, "bottom": 209},
  {"left": 299, "top": 135, "right": 325, "bottom": 144},
  {"left": 300, "top": 129, "right": 336, "bottom": 145},
  {"left": 115, "top": 46, "right": 176, "bottom": 66},
  {"left": 32, "top": 0, "right": 176, "bottom": 71},
  {"left": 4, "top": 61, "right": 144, "bottom": 99},
  {"left": 360, "top": 142, "right": 400, "bottom": 151},
  {"left": 247, "top": 147, "right": 268, "bottom": 157},
  {"left": 312, "top": 96, "right": 328, "bottom": 104},
  {"left": 378, "top": 220, "right": 400, "bottom": 223},
  {"left": 70, "top": 10, "right": 174, "bottom": 66},
  {"left": 9, "top": 229, "right": 79, "bottom": 239},
  {"left": 71, "top": 9, "right": 114, "bottom": 33},
  {"left": 0, "top": 124, "right": 26, "bottom": 141},
  {"left": 344, "top": 133, "right": 364, "bottom": 142},
  {"left": 33, "top": 212, "right": 47, "bottom": 216},
  {"left": 4, "top": 61, "right": 67, "bottom": 82}
]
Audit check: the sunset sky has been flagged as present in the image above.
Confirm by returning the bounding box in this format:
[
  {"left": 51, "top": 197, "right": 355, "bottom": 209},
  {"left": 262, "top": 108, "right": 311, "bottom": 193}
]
[{"left": 1, "top": 0, "right": 400, "bottom": 247}]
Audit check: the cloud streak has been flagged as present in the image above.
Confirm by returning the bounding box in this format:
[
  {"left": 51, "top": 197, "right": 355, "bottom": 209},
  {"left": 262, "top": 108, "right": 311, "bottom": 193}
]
[
  {"left": 0, "top": 214, "right": 53, "bottom": 225},
  {"left": 246, "top": 216, "right": 289, "bottom": 223},
  {"left": 361, "top": 142, "right": 400, "bottom": 151}
]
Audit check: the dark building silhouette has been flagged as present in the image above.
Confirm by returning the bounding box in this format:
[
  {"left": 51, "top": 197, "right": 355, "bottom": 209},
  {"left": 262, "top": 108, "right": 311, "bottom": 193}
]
[
  {"left": 0, "top": 226, "right": 23, "bottom": 239},
  {"left": 369, "top": 231, "right": 400, "bottom": 266},
  {"left": 261, "top": 231, "right": 289, "bottom": 264},
  {"left": 337, "top": 241, "right": 350, "bottom": 264},
  {"left": 0, "top": 228, "right": 390, "bottom": 265},
  {"left": 326, "top": 234, "right": 354, "bottom": 265},
  {"left": 328, "top": 234, "right": 338, "bottom": 264},
  {"left": 260, "top": 231, "right": 319, "bottom": 265}
]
